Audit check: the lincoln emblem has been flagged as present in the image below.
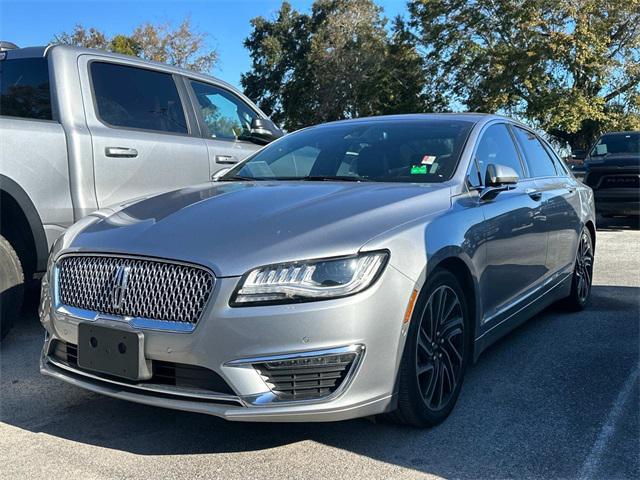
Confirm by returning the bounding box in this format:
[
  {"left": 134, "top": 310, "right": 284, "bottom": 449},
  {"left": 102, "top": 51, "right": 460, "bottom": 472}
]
[{"left": 111, "top": 265, "right": 131, "bottom": 311}]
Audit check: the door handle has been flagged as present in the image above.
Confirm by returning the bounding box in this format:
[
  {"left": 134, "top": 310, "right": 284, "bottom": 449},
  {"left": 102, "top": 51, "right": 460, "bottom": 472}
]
[
  {"left": 525, "top": 188, "right": 543, "bottom": 201},
  {"left": 105, "top": 147, "right": 138, "bottom": 158},
  {"left": 215, "top": 155, "right": 238, "bottom": 164}
]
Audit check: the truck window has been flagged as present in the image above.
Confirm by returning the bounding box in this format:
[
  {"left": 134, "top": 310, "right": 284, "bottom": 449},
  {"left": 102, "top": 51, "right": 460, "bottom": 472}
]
[
  {"left": 0, "top": 57, "right": 52, "bottom": 120},
  {"left": 90, "top": 62, "right": 188, "bottom": 134},
  {"left": 190, "top": 80, "right": 257, "bottom": 141}
]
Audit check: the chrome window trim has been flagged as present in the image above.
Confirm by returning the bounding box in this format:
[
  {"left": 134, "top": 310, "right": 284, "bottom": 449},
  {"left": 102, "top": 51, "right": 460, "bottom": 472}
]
[
  {"left": 53, "top": 252, "right": 216, "bottom": 333},
  {"left": 227, "top": 344, "right": 366, "bottom": 407}
]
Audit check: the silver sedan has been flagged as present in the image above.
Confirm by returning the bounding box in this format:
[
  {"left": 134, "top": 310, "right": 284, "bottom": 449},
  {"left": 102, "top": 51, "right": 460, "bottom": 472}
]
[{"left": 39, "top": 114, "right": 596, "bottom": 426}]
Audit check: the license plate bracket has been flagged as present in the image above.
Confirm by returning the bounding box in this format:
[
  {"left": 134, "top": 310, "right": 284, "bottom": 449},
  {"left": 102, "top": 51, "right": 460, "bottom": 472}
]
[{"left": 77, "top": 323, "right": 142, "bottom": 381}]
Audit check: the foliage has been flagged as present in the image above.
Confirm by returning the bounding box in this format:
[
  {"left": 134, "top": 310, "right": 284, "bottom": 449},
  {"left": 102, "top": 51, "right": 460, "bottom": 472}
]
[
  {"left": 408, "top": 0, "right": 640, "bottom": 149},
  {"left": 242, "top": 0, "right": 429, "bottom": 130},
  {"left": 53, "top": 18, "right": 218, "bottom": 74}
]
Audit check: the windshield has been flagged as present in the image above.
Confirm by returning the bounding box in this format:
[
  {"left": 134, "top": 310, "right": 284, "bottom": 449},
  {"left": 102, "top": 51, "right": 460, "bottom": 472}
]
[
  {"left": 223, "top": 119, "right": 474, "bottom": 183},
  {"left": 590, "top": 132, "right": 640, "bottom": 157}
]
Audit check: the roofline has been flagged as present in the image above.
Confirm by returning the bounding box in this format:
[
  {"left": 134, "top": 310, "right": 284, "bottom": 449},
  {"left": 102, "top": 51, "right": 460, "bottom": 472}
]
[
  {"left": 5, "top": 43, "right": 241, "bottom": 96},
  {"left": 308, "top": 112, "right": 524, "bottom": 128},
  {"left": 53, "top": 44, "right": 241, "bottom": 92}
]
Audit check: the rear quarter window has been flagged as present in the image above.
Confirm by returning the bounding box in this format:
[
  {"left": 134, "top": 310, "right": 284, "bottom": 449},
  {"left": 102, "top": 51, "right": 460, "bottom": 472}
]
[{"left": 0, "top": 57, "right": 53, "bottom": 120}]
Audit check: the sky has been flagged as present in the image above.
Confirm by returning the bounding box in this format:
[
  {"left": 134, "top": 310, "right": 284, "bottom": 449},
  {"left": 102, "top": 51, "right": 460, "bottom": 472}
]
[{"left": 0, "top": 0, "right": 409, "bottom": 89}]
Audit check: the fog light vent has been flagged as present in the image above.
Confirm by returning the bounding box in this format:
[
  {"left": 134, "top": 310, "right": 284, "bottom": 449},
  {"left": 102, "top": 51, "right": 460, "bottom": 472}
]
[{"left": 254, "top": 352, "right": 358, "bottom": 400}]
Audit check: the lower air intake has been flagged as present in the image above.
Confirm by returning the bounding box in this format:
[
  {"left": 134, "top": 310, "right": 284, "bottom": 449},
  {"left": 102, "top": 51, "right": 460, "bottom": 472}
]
[{"left": 253, "top": 351, "right": 358, "bottom": 400}]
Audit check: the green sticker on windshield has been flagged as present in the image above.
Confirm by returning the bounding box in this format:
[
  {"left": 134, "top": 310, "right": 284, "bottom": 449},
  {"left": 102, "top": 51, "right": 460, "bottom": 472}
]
[{"left": 411, "top": 165, "right": 428, "bottom": 174}]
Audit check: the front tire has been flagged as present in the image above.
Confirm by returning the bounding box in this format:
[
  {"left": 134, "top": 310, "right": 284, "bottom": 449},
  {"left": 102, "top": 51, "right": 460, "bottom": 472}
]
[
  {"left": 391, "top": 270, "right": 471, "bottom": 427},
  {"left": 0, "top": 235, "right": 24, "bottom": 340}
]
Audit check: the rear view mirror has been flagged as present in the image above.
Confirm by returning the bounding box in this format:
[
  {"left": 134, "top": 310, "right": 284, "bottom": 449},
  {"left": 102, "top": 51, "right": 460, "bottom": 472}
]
[{"left": 249, "top": 118, "right": 284, "bottom": 145}]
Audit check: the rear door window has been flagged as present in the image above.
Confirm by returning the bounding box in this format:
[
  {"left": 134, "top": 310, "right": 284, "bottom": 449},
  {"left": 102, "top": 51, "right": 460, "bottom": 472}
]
[
  {"left": 90, "top": 62, "right": 188, "bottom": 134},
  {"left": 0, "top": 57, "right": 52, "bottom": 120},
  {"left": 513, "top": 127, "right": 558, "bottom": 177}
]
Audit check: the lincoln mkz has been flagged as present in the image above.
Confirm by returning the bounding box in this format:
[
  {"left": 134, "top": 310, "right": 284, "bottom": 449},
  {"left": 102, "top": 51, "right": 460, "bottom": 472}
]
[{"left": 40, "top": 114, "right": 596, "bottom": 426}]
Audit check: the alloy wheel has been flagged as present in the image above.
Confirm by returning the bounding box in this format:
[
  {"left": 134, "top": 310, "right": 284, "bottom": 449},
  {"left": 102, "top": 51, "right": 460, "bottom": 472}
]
[
  {"left": 575, "top": 231, "right": 594, "bottom": 303},
  {"left": 415, "top": 285, "right": 465, "bottom": 410}
]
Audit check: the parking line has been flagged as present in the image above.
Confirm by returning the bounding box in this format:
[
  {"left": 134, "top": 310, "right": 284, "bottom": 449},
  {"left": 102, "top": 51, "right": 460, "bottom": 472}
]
[{"left": 578, "top": 364, "right": 639, "bottom": 480}]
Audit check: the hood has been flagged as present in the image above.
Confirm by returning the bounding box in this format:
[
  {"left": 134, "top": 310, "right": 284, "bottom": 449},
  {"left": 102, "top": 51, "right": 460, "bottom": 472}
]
[
  {"left": 67, "top": 181, "right": 451, "bottom": 276},
  {"left": 586, "top": 153, "right": 640, "bottom": 168}
]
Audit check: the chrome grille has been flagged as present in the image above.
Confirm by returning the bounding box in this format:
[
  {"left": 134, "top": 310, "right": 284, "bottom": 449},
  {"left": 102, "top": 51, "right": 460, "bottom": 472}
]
[{"left": 57, "top": 255, "right": 214, "bottom": 324}]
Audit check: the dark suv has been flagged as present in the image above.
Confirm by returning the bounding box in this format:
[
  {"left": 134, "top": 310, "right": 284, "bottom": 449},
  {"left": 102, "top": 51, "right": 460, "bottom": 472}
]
[{"left": 582, "top": 132, "right": 640, "bottom": 217}]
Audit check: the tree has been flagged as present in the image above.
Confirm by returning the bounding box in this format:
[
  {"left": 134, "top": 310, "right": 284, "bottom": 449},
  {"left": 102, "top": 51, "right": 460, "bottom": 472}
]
[
  {"left": 54, "top": 25, "right": 108, "bottom": 50},
  {"left": 131, "top": 18, "right": 218, "bottom": 73},
  {"left": 242, "top": 0, "right": 429, "bottom": 130},
  {"left": 53, "top": 18, "right": 218, "bottom": 74},
  {"left": 378, "top": 16, "right": 432, "bottom": 115},
  {"left": 409, "top": 0, "right": 640, "bottom": 149}
]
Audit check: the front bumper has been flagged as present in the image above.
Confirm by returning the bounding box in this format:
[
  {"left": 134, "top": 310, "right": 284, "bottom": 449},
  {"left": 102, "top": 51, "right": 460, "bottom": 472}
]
[
  {"left": 594, "top": 189, "right": 640, "bottom": 216},
  {"left": 40, "top": 264, "right": 415, "bottom": 422}
]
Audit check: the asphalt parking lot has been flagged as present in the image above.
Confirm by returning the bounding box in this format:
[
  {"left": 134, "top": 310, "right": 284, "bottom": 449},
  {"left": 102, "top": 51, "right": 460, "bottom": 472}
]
[{"left": 1, "top": 217, "right": 638, "bottom": 480}]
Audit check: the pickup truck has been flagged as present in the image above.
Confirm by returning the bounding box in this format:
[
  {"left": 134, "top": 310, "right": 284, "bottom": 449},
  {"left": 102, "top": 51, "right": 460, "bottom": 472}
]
[
  {"left": 581, "top": 131, "right": 640, "bottom": 218},
  {"left": 0, "top": 43, "right": 282, "bottom": 338}
]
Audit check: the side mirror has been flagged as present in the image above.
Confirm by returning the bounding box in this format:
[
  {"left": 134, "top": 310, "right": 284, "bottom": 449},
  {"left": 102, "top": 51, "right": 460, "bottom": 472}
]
[
  {"left": 480, "top": 163, "right": 518, "bottom": 201},
  {"left": 571, "top": 149, "right": 586, "bottom": 160},
  {"left": 212, "top": 167, "right": 230, "bottom": 181},
  {"left": 485, "top": 163, "right": 519, "bottom": 187},
  {"left": 249, "top": 118, "right": 284, "bottom": 145}
]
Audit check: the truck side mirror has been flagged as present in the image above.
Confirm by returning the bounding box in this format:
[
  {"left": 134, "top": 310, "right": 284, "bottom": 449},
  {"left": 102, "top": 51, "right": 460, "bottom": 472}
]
[
  {"left": 571, "top": 149, "right": 586, "bottom": 160},
  {"left": 249, "top": 118, "right": 284, "bottom": 145}
]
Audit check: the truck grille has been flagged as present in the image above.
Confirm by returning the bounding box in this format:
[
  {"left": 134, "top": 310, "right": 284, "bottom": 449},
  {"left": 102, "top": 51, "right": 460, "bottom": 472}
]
[
  {"left": 254, "top": 352, "right": 357, "bottom": 400},
  {"left": 599, "top": 175, "right": 639, "bottom": 189},
  {"left": 57, "top": 255, "right": 214, "bottom": 324}
]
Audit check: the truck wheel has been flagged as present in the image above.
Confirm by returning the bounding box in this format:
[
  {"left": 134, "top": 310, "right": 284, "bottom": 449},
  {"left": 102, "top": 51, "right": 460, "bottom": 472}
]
[{"left": 0, "top": 235, "right": 24, "bottom": 340}]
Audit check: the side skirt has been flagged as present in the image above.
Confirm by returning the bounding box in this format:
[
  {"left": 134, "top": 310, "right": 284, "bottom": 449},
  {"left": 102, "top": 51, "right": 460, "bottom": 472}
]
[{"left": 473, "top": 273, "right": 572, "bottom": 361}]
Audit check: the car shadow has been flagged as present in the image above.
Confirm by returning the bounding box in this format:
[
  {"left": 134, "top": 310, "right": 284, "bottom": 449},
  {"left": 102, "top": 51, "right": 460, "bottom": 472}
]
[{"left": 1, "top": 285, "right": 638, "bottom": 479}]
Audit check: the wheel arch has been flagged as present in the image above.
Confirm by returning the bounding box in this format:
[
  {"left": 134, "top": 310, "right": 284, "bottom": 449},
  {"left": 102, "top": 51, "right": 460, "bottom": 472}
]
[
  {"left": 0, "top": 175, "right": 49, "bottom": 276},
  {"left": 426, "top": 251, "right": 481, "bottom": 362},
  {"left": 585, "top": 220, "right": 596, "bottom": 251}
]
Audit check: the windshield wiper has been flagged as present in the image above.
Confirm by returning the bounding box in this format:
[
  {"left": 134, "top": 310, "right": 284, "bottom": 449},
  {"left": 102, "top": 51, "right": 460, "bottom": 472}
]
[
  {"left": 218, "top": 175, "right": 258, "bottom": 181},
  {"left": 299, "top": 175, "right": 367, "bottom": 182}
]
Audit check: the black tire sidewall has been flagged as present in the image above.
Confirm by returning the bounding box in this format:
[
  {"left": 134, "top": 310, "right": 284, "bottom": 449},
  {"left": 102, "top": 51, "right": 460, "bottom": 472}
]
[
  {"left": 571, "top": 228, "right": 594, "bottom": 309},
  {"left": 398, "top": 269, "right": 471, "bottom": 426},
  {"left": 0, "top": 235, "right": 24, "bottom": 340}
]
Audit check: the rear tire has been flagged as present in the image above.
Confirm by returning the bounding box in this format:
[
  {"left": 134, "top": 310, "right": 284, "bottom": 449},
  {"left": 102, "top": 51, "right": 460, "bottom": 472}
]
[
  {"left": 559, "top": 228, "right": 594, "bottom": 311},
  {"left": 0, "top": 235, "right": 24, "bottom": 340},
  {"left": 389, "top": 269, "right": 471, "bottom": 427}
]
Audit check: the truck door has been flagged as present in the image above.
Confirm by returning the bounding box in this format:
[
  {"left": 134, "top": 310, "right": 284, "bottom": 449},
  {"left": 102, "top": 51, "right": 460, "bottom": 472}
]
[{"left": 80, "top": 57, "right": 209, "bottom": 208}]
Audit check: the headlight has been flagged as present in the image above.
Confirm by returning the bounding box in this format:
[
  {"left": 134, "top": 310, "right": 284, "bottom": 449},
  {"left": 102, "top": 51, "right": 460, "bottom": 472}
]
[{"left": 231, "top": 251, "right": 389, "bottom": 306}]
